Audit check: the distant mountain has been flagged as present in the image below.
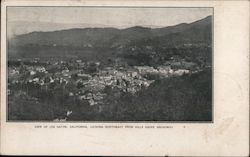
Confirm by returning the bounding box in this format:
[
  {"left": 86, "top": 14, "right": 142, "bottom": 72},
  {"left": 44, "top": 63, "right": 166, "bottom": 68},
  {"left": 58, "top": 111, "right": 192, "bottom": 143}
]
[
  {"left": 8, "top": 21, "right": 121, "bottom": 37},
  {"left": 8, "top": 16, "right": 212, "bottom": 60}
]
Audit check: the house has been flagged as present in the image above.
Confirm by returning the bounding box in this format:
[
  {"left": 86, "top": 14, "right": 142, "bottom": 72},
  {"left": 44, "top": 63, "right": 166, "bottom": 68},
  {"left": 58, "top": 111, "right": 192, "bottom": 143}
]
[
  {"left": 135, "top": 66, "right": 158, "bottom": 74},
  {"left": 36, "top": 66, "right": 46, "bottom": 73},
  {"left": 30, "top": 70, "right": 36, "bottom": 76},
  {"left": 157, "top": 66, "right": 171, "bottom": 75},
  {"left": 76, "top": 59, "right": 82, "bottom": 63},
  {"left": 77, "top": 73, "right": 91, "bottom": 80},
  {"left": 33, "top": 78, "right": 39, "bottom": 83},
  {"left": 49, "top": 77, "right": 55, "bottom": 83},
  {"left": 174, "top": 69, "right": 190, "bottom": 76}
]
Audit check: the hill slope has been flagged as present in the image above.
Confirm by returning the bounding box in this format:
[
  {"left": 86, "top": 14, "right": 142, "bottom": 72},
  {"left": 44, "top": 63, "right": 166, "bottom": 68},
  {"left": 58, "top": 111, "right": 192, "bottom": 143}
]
[{"left": 8, "top": 16, "right": 212, "bottom": 61}]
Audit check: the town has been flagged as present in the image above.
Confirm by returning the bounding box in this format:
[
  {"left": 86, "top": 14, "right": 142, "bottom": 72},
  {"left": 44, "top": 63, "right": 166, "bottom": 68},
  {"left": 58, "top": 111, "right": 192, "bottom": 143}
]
[{"left": 8, "top": 56, "right": 206, "bottom": 121}]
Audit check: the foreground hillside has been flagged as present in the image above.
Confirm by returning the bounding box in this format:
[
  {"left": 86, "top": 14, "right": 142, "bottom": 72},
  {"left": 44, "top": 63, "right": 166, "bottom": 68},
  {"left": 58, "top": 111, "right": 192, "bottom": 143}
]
[
  {"left": 8, "top": 68, "right": 212, "bottom": 121},
  {"left": 68, "top": 68, "right": 212, "bottom": 121}
]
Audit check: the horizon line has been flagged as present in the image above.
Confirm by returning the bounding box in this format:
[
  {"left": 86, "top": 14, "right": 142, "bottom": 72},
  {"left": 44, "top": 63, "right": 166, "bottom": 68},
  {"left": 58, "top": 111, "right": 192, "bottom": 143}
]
[{"left": 9, "top": 15, "right": 212, "bottom": 36}]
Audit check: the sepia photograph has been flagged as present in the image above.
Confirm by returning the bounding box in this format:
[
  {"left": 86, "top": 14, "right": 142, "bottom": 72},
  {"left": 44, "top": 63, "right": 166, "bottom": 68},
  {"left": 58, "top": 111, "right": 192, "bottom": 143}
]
[
  {"left": 7, "top": 7, "right": 213, "bottom": 122},
  {"left": 1, "top": 0, "right": 249, "bottom": 156}
]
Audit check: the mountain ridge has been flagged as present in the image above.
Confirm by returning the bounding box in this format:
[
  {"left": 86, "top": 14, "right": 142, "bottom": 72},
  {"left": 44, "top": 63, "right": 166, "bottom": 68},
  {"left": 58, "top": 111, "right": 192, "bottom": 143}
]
[
  {"left": 12, "top": 15, "right": 211, "bottom": 37},
  {"left": 8, "top": 15, "right": 212, "bottom": 61}
]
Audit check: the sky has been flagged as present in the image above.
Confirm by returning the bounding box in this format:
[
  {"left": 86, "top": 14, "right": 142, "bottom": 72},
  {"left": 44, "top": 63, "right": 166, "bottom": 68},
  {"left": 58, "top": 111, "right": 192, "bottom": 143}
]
[{"left": 8, "top": 7, "right": 212, "bottom": 28}]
